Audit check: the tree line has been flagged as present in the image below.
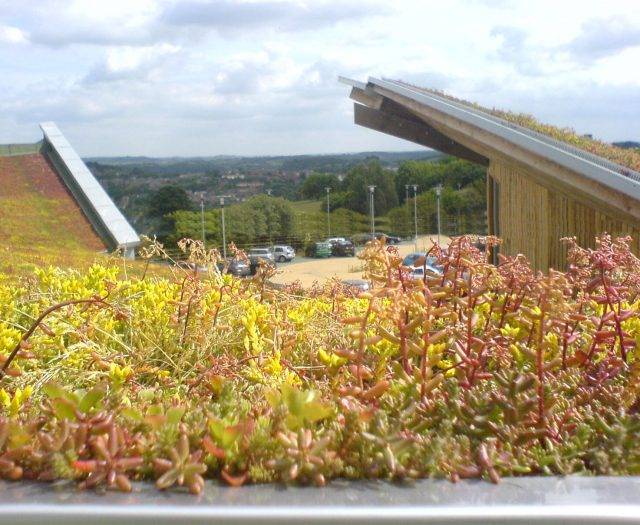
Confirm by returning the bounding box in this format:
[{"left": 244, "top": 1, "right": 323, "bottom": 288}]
[{"left": 145, "top": 157, "right": 487, "bottom": 250}]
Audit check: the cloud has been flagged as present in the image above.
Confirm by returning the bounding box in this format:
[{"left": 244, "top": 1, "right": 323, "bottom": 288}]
[
  {"left": 564, "top": 17, "right": 640, "bottom": 62},
  {"left": 162, "top": 0, "right": 391, "bottom": 34},
  {"left": 82, "top": 44, "right": 181, "bottom": 84},
  {"left": 0, "top": 25, "right": 27, "bottom": 44},
  {"left": 7, "top": 0, "right": 166, "bottom": 48},
  {"left": 7, "top": 0, "right": 390, "bottom": 48},
  {"left": 490, "top": 25, "right": 547, "bottom": 76}
]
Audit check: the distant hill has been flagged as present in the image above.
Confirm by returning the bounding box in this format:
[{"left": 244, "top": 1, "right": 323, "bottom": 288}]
[
  {"left": 613, "top": 141, "right": 640, "bottom": 150},
  {"left": 86, "top": 150, "right": 444, "bottom": 175}
]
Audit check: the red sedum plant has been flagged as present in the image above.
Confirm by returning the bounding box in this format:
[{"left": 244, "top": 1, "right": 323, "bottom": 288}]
[{"left": 1, "top": 234, "right": 640, "bottom": 493}]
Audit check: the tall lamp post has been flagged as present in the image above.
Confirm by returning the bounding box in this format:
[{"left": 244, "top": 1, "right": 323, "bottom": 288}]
[
  {"left": 219, "top": 196, "right": 227, "bottom": 259},
  {"left": 412, "top": 184, "right": 418, "bottom": 250},
  {"left": 435, "top": 184, "right": 443, "bottom": 246},
  {"left": 200, "top": 194, "right": 206, "bottom": 248},
  {"left": 325, "top": 187, "right": 331, "bottom": 237},
  {"left": 405, "top": 184, "right": 410, "bottom": 238},
  {"left": 368, "top": 185, "right": 376, "bottom": 236}
]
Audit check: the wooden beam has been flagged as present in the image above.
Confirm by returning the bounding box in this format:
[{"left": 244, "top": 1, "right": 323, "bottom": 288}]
[
  {"left": 353, "top": 103, "right": 489, "bottom": 166},
  {"left": 349, "top": 87, "right": 383, "bottom": 110}
]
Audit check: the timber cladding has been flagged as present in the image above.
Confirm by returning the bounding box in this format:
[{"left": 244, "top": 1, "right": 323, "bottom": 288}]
[{"left": 488, "top": 159, "right": 640, "bottom": 271}]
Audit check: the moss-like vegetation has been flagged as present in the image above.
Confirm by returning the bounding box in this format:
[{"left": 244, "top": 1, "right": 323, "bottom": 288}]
[{"left": 2, "top": 235, "right": 640, "bottom": 494}]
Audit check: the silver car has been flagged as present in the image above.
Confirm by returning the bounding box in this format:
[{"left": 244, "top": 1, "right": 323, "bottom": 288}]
[
  {"left": 272, "top": 245, "right": 295, "bottom": 262},
  {"left": 248, "top": 248, "right": 275, "bottom": 265}
]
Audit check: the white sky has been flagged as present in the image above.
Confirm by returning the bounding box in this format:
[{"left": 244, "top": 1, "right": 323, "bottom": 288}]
[{"left": 1, "top": 0, "right": 639, "bottom": 156}]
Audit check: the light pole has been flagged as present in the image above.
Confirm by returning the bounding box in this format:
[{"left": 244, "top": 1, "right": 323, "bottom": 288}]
[
  {"left": 200, "top": 194, "right": 206, "bottom": 248},
  {"left": 405, "top": 184, "right": 410, "bottom": 238},
  {"left": 412, "top": 184, "right": 418, "bottom": 250},
  {"left": 435, "top": 184, "right": 443, "bottom": 246},
  {"left": 368, "top": 185, "right": 376, "bottom": 236},
  {"left": 220, "top": 196, "right": 227, "bottom": 259},
  {"left": 266, "top": 188, "right": 273, "bottom": 197},
  {"left": 325, "top": 187, "right": 331, "bottom": 237}
]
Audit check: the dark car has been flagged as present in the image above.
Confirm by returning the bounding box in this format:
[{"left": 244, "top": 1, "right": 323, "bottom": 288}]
[
  {"left": 217, "top": 258, "right": 251, "bottom": 277},
  {"left": 330, "top": 239, "right": 355, "bottom": 257},
  {"left": 375, "top": 232, "right": 401, "bottom": 244}
]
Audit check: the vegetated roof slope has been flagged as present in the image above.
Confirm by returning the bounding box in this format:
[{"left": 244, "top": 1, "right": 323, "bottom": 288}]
[
  {"left": 393, "top": 80, "right": 640, "bottom": 174},
  {"left": 0, "top": 153, "right": 106, "bottom": 270}
]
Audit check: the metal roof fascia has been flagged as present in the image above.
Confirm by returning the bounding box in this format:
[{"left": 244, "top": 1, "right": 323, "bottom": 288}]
[
  {"left": 338, "top": 76, "right": 367, "bottom": 90},
  {"left": 366, "top": 78, "right": 640, "bottom": 202},
  {"left": 39, "top": 122, "right": 140, "bottom": 249}
]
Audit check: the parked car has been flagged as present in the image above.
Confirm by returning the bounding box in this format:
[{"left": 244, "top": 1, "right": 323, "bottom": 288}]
[
  {"left": 375, "top": 232, "right": 401, "bottom": 244},
  {"left": 248, "top": 248, "right": 275, "bottom": 274},
  {"left": 272, "top": 245, "right": 295, "bottom": 262},
  {"left": 217, "top": 257, "right": 251, "bottom": 277},
  {"left": 353, "top": 233, "right": 401, "bottom": 246},
  {"left": 409, "top": 265, "right": 443, "bottom": 280},
  {"left": 330, "top": 239, "right": 355, "bottom": 257},
  {"left": 403, "top": 252, "right": 444, "bottom": 278},
  {"left": 341, "top": 279, "right": 371, "bottom": 293},
  {"left": 402, "top": 252, "right": 437, "bottom": 267},
  {"left": 305, "top": 241, "right": 332, "bottom": 258},
  {"left": 248, "top": 247, "right": 275, "bottom": 263}
]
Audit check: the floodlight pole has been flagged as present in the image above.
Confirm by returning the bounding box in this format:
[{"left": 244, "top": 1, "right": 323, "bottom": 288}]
[
  {"left": 368, "top": 185, "right": 376, "bottom": 236},
  {"left": 325, "top": 187, "right": 331, "bottom": 237},
  {"left": 220, "top": 196, "right": 227, "bottom": 259},
  {"left": 435, "top": 184, "right": 443, "bottom": 246},
  {"left": 413, "top": 184, "right": 418, "bottom": 250},
  {"left": 200, "top": 194, "right": 206, "bottom": 248}
]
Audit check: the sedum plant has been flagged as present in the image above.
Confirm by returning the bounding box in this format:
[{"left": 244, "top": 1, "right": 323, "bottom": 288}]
[{"left": 0, "top": 235, "right": 640, "bottom": 493}]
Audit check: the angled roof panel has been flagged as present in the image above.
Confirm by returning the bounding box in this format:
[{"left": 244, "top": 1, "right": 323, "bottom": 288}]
[
  {"left": 361, "top": 77, "right": 640, "bottom": 202},
  {"left": 339, "top": 77, "right": 640, "bottom": 207},
  {"left": 39, "top": 122, "right": 140, "bottom": 250}
]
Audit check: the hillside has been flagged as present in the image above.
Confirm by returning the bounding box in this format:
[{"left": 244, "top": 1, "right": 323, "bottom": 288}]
[{"left": 0, "top": 153, "right": 106, "bottom": 272}]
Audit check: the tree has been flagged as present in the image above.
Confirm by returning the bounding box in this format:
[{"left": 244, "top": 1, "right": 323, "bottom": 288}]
[
  {"left": 146, "top": 186, "right": 194, "bottom": 241},
  {"left": 147, "top": 186, "right": 193, "bottom": 218},
  {"left": 339, "top": 161, "right": 399, "bottom": 216},
  {"left": 394, "top": 158, "right": 486, "bottom": 203},
  {"left": 300, "top": 173, "right": 341, "bottom": 200}
]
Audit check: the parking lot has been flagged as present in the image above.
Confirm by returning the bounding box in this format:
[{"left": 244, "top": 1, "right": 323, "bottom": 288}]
[{"left": 270, "top": 234, "right": 451, "bottom": 288}]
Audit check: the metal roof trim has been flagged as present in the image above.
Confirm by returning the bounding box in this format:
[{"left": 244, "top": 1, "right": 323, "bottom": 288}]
[
  {"left": 366, "top": 78, "right": 640, "bottom": 202},
  {"left": 39, "top": 122, "right": 140, "bottom": 249}
]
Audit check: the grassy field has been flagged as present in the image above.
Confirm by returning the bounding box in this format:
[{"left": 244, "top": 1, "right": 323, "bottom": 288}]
[{"left": 290, "top": 199, "right": 323, "bottom": 214}]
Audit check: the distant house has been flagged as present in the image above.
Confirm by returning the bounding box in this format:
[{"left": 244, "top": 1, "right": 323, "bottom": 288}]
[
  {"left": 0, "top": 123, "right": 139, "bottom": 258},
  {"left": 342, "top": 77, "right": 640, "bottom": 271}
]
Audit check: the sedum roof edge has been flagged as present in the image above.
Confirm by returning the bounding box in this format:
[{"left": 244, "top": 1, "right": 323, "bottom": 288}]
[{"left": 39, "top": 122, "right": 140, "bottom": 250}]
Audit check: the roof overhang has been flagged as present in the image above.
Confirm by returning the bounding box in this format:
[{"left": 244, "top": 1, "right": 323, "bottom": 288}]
[
  {"left": 39, "top": 122, "right": 140, "bottom": 253},
  {"left": 341, "top": 76, "right": 640, "bottom": 222}
]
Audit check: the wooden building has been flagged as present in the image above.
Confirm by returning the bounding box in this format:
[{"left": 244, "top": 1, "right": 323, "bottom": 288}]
[{"left": 341, "top": 77, "right": 640, "bottom": 271}]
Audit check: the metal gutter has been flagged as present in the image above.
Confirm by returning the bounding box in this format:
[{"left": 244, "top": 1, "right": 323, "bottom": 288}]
[
  {"left": 364, "top": 77, "right": 640, "bottom": 202},
  {"left": 1, "top": 477, "right": 640, "bottom": 524},
  {"left": 39, "top": 122, "right": 140, "bottom": 257}
]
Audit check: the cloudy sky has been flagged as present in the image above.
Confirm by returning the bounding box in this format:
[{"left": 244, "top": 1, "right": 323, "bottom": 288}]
[{"left": 1, "top": 0, "right": 639, "bottom": 157}]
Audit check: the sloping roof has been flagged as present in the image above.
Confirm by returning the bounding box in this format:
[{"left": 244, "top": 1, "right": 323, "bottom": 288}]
[
  {"left": 341, "top": 76, "right": 640, "bottom": 220},
  {"left": 39, "top": 122, "right": 140, "bottom": 251},
  {"left": 0, "top": 153, "right": 106, "bottom": 255}
]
